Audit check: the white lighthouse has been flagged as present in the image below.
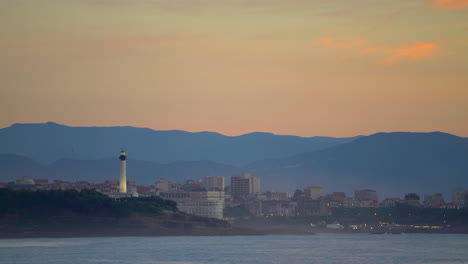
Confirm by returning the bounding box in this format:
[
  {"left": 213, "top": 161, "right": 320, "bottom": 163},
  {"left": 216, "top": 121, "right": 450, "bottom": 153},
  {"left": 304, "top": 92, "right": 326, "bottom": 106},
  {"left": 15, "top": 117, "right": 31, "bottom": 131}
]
[{"left": 119, "top": 150, "right": 127, "bottom": 193}]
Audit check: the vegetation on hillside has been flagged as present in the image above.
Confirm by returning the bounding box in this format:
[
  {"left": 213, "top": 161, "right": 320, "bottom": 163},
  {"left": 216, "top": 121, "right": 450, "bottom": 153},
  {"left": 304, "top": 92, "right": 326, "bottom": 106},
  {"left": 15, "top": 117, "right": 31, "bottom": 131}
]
[{"left": 0, "top": 188, "right": 177, "bottom": 217}]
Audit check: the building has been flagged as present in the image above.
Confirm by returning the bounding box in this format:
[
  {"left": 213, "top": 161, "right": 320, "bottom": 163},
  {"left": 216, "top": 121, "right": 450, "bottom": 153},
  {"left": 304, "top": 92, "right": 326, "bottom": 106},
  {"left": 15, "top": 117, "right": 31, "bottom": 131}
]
[
  {"left": 323, "top": 192, "right": 346, "bottom": 208},
  {"left": 262, "top": 191, "right": 289, "bottom": 201},
  {"left": 298, "top": 199, "right": 324, "bottom": 216},
  {"left": 155, "top": 179, "right": 171, "bottom": 192},
  {"left": 119, "top": 150, "right": 127, "bottom": 193},
  {"left": 189, "top": 190, "right": 225, "bottom": 202},
  {"left": 355, "top": 189, "right": 378, "bottom": 202},
  {"left": 200, "top": 176, "right": 225, "bottom": 191},
  {"left": 423, "top": 193, "right": 446, "bottom": 208},
  {"left": 441, "top": 203, "right": 458, "bottom": 209},
  {"left": 261, "top": 200, "right": 297, "bottom": 216},
  {"left": 325, "top": 200, "right": 342, "bottom": 208},
  {"left": 243, "top": 200, "right": 262, "bottom": 216},
  {"left": 359, "top": 200, "right": 379, "bottom": 207},
  {"left": 178, "top": 200, "right": 224, "bottom": 219},
  {"left": 403, "top": 193, "right": 421, "bottom": 207},
  {"left": 16, "top": 176, "right": 35, "bottom": 185},
  {"left": 343, "top": 197, "right": 358, "bottom": 207},
  {"left": 230, "top": 173, "right": 260, "bottom": 199},
  {"left": 452, "top": 188, "right": 466, "bottom": 207},
  {"left": 325, "top": 192, "right": 346, "bottom": 203},
  {"left": 34, "top": 179, "right": 49, "bottom": 185},
  {"left": 304, "top": 185, "right": 322, "bottom": 200},
  {"left": 354, "top": 189, "right": 378, "bottom": 207},
  {"left": 160, "top": 191, "right": 190, "bottom": 202},
  {"left": 381, "top": 198, "right": 401, "bottom": 207}
]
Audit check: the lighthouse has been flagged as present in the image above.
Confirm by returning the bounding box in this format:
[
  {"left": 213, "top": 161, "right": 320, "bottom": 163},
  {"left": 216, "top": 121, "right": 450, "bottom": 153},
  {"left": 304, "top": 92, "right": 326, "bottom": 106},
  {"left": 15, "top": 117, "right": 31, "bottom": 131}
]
[{"left": 119, "top": 150, "right": 127, "bottom": 193}]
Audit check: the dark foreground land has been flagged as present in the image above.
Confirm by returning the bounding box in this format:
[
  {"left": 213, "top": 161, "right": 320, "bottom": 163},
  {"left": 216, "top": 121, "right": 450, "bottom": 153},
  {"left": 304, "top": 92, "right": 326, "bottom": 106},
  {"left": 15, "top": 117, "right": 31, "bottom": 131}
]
[
  {"left": 4, "top": 189, "right": 467, "bottom": 238},
  {"left": 0, "top": 189, "right": 315, "bottom": 238},
  {"left": 0, "top": 213, "right": 268, "bottom": 238}
]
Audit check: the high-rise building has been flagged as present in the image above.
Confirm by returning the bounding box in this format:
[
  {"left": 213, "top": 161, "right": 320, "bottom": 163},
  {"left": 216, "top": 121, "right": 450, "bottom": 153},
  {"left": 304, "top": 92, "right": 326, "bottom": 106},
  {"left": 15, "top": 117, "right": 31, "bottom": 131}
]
[
  {"left": 230, "top": 173, "right": 260, "bottom": 199},
  {"left": 200, "top": 176, "right": 225, "bottom": 191},
  {"left": 119, "top": 150, "right": 127, "bottom": 193}
]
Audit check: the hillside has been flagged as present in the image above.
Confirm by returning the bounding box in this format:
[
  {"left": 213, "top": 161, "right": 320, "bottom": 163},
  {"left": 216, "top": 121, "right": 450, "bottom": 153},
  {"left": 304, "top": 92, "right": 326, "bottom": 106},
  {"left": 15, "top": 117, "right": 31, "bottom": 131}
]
[
  {"left": 247, "top": 132, "right": 468, "bottom": 197},
  {"left": 0, "top": 154, "right": 239, "bottom": 184},
  {"left": 0, "top": 122, "right": 356, "bottom": 166},
  {"left": 1, "top": 131, "right": 468, "bottom": 198},
  {"left": 0, "top": 189, "right": 247, "bottom": 238}
]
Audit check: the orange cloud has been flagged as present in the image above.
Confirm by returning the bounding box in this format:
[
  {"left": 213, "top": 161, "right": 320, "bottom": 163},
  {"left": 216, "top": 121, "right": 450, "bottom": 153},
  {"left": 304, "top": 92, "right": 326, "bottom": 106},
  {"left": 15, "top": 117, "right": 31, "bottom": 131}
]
[
  {"left": 316, "top": 37, "right": 441, "bottom": 65},
  {"left": 382, "top": 42, "right": 441, "bottom": 64},
  {"left": 432, "top": 0, "right": 468, "bottom": 9}
]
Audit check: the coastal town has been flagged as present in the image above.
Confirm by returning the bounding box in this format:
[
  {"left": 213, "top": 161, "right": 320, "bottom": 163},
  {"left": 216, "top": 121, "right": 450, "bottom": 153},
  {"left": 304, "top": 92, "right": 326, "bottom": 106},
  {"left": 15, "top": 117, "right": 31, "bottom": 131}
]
[{"left": 4, "top": 173, "right": 467, "bottom": 223}]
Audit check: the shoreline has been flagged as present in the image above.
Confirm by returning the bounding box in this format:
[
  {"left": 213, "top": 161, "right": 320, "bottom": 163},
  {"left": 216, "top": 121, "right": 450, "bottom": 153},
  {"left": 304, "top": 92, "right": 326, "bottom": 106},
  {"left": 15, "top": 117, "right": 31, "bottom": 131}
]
[{"left": 2, "top": 214, "right": 467, "bottom": 239}]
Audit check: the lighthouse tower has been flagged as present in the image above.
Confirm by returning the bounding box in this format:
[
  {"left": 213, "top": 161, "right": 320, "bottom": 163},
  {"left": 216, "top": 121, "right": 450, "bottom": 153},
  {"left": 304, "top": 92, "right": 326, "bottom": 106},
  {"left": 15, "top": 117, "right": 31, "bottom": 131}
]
[{"left": 119, "top": 150, "right": 127, "bottom": 193}]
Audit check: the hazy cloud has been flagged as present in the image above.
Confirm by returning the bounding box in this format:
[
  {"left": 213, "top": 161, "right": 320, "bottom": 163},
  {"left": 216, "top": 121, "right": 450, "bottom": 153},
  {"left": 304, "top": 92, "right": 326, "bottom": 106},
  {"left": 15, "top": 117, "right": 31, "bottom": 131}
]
[
  {"left": 432, "top": 0, "right": 468, "bottom": 9},
  {"left": 317, "top": 37, "right": 441, "bottom": 64}
]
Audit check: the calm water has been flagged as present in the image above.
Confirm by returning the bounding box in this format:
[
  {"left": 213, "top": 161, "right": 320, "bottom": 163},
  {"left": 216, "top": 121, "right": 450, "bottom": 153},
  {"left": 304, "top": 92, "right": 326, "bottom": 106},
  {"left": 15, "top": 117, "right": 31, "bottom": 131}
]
[{"left": 1, "top": 234, "right": 468, "bottom": 264}]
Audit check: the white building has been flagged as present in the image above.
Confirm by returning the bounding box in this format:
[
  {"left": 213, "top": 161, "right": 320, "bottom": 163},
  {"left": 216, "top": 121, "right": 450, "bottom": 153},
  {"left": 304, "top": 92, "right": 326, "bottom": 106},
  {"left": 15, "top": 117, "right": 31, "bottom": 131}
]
[{"left": 178, "top": 200, "right": 224, "bottom": 219}]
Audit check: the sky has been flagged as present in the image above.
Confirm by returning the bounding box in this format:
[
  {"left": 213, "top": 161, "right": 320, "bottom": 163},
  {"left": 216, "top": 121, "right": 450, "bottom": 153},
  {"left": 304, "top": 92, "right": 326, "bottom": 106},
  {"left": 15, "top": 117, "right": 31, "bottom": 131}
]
[{"left": 1, "top": 0, "right": 467, "bottom": 137}]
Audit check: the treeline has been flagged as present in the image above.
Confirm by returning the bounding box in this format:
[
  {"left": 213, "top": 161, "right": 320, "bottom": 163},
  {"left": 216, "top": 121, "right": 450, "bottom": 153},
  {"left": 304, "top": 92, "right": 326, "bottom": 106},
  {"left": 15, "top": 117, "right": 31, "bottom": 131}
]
[{"left": 0, "top": 188, "right": 177, "bottom": 217}]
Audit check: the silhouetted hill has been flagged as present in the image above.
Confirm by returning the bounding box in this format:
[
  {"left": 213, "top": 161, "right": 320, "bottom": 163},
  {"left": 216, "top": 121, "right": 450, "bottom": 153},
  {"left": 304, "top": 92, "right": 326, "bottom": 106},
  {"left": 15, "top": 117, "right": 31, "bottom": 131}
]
[
  {"left": 0, "top": 154, "right": 51, "bottom": 182},
  {"left": 0, "top": 122, "right": 356, "bottom": 166},
  {"left": 49, "top": 158, "right": 239, "bottom": 184},
  {"left": 1, "top": 130, "right": 467, "bottom": 198},
  {"left": 247, "top": 132, "right": 468, "bottom": 197},
  {"left": 0, "top": 154, "right": 239, "bottom": 184}
]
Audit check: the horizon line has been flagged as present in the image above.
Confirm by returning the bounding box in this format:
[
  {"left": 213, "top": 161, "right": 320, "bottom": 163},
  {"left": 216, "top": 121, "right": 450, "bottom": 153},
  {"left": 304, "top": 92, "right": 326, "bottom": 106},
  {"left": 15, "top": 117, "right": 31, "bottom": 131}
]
[{"left": 1, "top": 121, "right": 464, "bottom": 138}]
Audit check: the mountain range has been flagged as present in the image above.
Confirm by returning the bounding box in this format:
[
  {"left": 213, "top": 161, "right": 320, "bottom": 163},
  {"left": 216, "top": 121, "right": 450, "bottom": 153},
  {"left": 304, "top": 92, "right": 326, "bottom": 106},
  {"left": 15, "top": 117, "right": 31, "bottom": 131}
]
[
  {"left": 248, "top": 132, "right": 468, "bottom": 198},
  {"left": 0, "top": 122, "right": 356, "bottom": 165},
  {"left": 1, "top": 122, "right": 467, "bottom": 198}
]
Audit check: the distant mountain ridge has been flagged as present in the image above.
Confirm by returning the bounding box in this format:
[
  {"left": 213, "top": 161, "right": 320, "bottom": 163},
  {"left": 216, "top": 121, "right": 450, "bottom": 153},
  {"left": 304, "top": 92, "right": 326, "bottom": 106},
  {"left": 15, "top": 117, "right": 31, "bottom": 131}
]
[
  {"left": 1, "top": 123, "right": 467, "bottom": 198},
  {"left": 246, "top": 132, "right": 468, "bottom": 198},
  {"left": 0, "top": 122, "right": 357, "bottom": 165}
]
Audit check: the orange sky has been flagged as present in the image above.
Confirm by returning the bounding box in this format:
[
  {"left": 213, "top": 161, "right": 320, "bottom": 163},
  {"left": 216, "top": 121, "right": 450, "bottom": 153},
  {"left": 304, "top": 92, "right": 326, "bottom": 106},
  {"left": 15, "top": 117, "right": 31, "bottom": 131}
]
[{"left": 1, "top": 0, "right": 467, "bottom": 137}]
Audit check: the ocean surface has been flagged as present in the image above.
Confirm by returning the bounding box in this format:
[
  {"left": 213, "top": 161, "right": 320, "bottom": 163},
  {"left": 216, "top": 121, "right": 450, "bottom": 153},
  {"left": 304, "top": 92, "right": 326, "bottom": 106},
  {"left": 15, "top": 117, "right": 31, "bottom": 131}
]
[{"left": 1, "top": 234, "right": 468, "bottom": 264}]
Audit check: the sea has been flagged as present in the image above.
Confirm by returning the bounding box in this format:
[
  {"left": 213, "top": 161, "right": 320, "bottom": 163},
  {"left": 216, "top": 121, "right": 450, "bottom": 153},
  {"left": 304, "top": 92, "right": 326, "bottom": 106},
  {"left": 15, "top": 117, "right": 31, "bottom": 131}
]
[{"left": 1, "top": 234, "right": 468, "bottom": 264}]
